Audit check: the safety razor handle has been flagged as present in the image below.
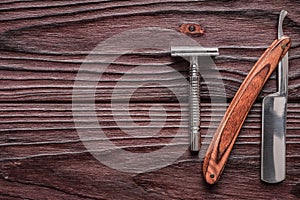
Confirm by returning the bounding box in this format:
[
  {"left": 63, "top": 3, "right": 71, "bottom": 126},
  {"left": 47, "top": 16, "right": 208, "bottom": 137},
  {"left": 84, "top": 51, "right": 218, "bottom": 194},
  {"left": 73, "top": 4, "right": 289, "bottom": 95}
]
[
  {"left": 189, "top": 57, "right": 200, "bottom": 151},
  {"left": 203, "top": 36, "right": 291, "bottom": 185}
]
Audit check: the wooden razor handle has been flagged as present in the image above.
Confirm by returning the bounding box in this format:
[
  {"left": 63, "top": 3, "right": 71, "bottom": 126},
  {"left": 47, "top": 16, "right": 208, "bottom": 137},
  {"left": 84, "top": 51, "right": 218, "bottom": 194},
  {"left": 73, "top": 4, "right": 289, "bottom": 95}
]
[{"left": 203, "top": 36, "right": 291, "bottom": 185}]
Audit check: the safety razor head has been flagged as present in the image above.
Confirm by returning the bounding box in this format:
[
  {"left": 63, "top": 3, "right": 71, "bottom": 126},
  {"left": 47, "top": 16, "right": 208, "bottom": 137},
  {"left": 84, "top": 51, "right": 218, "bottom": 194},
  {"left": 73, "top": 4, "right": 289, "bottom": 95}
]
[{"left": 171, "top": 46, "right": 219, "bottom": 57}]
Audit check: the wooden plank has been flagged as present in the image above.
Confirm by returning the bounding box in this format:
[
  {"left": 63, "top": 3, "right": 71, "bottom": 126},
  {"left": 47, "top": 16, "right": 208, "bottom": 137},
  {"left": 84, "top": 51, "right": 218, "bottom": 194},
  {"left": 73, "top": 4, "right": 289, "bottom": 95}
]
[
  {"left": 0, "top": 102, "right": 299, "bottom": 160},
  {"left": 0, "top": 55, "right": 299, "bottom": 102},
  {"left": 0, "top": 140, "right": 299, "bottom": 199},
  {"left": 0, "top": 0, "right": 300, "bottom": 37}
]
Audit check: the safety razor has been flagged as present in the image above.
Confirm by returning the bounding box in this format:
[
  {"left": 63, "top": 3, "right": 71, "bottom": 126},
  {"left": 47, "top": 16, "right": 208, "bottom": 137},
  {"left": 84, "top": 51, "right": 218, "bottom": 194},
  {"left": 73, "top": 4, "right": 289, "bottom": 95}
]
[{"left": 171, "top": 46, "right": 219, "bottom": 151}]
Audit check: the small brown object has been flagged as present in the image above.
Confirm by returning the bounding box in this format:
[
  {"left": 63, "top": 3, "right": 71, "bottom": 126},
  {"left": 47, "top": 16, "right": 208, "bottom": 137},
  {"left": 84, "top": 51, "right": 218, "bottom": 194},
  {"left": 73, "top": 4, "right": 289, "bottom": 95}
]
[
  {"left": 203, "top": 36, "right": 291, "bottom": 185},
  {"left": 178, "top": 23, "right": 205, "bottom": 35}
]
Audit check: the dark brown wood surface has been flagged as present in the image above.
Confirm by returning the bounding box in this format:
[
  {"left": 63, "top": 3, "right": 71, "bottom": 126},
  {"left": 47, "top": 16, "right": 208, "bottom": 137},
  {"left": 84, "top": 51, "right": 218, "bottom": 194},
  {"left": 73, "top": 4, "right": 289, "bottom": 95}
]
[{"left": 0, "top": 0, "right": 299, "bottom": 199}]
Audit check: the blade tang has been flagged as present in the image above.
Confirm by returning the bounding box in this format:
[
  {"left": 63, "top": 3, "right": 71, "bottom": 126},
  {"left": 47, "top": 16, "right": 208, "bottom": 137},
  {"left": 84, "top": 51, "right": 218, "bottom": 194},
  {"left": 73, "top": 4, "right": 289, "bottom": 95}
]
[{"left": 278, "top": 10, "right": 289, "bottom": 95}]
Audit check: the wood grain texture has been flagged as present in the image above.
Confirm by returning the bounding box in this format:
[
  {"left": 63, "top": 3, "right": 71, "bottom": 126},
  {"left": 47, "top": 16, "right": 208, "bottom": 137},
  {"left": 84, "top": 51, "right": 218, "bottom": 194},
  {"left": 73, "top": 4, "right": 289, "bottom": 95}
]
[
  {"left": 0, "top": 102, "right": 299, "bottom": 159},
  {"left": 0, "top": 1, "right": 299, "bottom": 102},
  {"left": 0, "top": 103, "right": 299, "bottom": 199},
  {"left": 0, "top": 0, "right": 299, "bottom": 199}
]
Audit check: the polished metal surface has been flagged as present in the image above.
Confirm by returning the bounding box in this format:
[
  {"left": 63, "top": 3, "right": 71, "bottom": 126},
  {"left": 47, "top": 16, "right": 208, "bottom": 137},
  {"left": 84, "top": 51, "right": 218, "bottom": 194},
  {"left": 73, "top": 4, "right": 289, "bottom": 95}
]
[
  {"left": 171, "top": 46, "right": 219, "bottom": 151},
  {"left": 171, "top": 46, "right": 219, "bottom": 57},
  {"left": 278, "top": 10, "right": 289, "bottom": 96},
  {"left": 189, "top": 57, "right": 200, "bottom": 151},
  {"left": 261, "top": 10, "right": 288, "bottom": 183}
]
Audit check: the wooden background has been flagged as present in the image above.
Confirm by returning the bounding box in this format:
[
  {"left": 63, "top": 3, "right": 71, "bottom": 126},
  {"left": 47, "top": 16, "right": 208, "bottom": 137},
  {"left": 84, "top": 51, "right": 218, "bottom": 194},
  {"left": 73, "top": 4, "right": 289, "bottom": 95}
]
[{"left": 0, "top": 0, "right": 299, "bottom": 199}]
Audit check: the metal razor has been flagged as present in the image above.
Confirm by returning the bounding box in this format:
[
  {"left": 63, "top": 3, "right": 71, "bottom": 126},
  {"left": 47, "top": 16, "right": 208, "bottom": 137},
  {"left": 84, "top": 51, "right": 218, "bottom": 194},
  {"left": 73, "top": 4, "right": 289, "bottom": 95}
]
[
  {"left": 261, "top": 10, "right": 289, "bottom": 183},
  {"left": 171, "top": 46, "right": 219, "bottom": 151}
]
